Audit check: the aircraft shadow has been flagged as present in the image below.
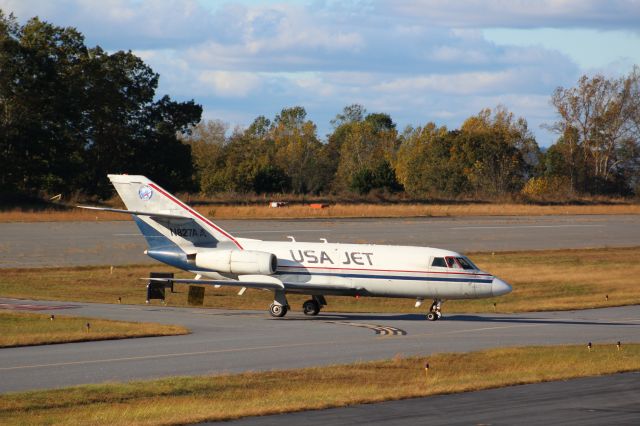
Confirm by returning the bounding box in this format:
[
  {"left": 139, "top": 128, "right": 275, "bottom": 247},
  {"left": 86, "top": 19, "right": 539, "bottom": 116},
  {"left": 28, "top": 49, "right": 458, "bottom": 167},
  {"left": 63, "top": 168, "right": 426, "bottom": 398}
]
[{"left": 282, "top": 312, "right": 640, "bottom": 327}]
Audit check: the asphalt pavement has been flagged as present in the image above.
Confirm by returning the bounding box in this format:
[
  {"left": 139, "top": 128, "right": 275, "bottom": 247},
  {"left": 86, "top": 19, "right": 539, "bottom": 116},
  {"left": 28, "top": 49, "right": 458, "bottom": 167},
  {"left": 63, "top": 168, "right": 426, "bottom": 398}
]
[
  {"left": 217, "top": 372, "right": 640, "bottom": 426},
  {"left": 1, "top": 298, "right": 638, "bottom": 394},
  {"left": 2, "top": 215, "right": 639, "bottom": 267}
]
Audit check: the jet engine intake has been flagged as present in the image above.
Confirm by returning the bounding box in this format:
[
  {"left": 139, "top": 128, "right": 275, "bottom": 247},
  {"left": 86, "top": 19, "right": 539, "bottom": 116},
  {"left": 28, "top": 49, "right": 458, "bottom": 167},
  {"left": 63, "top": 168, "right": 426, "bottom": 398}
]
[{"left": 194, "top": 250, "right": 277, "bottom": 275}]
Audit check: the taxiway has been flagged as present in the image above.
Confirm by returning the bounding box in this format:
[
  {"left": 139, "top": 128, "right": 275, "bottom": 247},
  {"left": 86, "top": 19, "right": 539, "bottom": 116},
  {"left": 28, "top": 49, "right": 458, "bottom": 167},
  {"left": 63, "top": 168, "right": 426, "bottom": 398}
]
[{"left": 1, "top": 298, "right": 638, "bottom": 394}]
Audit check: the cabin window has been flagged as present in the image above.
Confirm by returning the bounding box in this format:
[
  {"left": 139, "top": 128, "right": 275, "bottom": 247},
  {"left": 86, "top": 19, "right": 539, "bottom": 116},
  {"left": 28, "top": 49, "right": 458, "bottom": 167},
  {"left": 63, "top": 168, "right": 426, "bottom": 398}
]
[
  {"left": 456, "top": 257, "right": 475, "bottom": 270},
  {"left": 431, "top": 257, "right": 446, "bottom": 267}
]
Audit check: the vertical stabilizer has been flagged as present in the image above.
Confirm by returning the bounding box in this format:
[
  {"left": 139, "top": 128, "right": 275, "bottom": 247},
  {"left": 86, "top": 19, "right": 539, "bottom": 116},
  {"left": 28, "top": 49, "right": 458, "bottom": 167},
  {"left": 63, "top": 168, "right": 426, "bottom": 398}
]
[{"left": 107, "top": 174, "right": 243, "bottom": 251}]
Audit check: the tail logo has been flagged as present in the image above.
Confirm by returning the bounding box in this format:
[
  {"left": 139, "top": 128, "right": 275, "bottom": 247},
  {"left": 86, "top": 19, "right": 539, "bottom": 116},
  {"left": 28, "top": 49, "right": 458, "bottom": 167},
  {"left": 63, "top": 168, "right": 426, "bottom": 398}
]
[{"left": 138, "top": 185, "right": 153, "bottom": 201}]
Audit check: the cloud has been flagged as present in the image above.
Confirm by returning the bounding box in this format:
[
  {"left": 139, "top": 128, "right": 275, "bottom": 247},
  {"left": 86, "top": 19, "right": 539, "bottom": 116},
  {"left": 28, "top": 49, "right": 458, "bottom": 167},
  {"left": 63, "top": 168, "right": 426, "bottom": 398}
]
[
  {"left": 198, "top": 71, "right": 262, "bottom": 97},
  {"left": 388, "top": 0, "right": 640, "bottom": 30},
  {"left": 1, "top": 0, "right": 215, "bottom": 49},
  {"left": 2, "top": 0, "right": 636, "bottom": 147}
]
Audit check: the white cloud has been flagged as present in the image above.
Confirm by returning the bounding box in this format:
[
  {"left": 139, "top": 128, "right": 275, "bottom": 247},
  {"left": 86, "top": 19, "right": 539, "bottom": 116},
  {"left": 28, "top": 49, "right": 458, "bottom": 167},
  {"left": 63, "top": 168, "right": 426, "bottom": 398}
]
[
  {"left": 198, "top": 71, "right": 262, "bottom": 97},
  {"left": 2, "top": 0, "right": 636, "bottom": 146},
  {"left": 374, "top": 69, "right": 536, "bottom": 95},
  {"left": 389, "top": 0, "right": 640, "bottom": 30}
]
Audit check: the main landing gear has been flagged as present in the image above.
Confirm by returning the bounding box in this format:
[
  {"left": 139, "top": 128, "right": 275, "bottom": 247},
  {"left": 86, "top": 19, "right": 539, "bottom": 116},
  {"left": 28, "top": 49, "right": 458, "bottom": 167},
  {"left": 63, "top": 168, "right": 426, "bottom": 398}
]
[
  {"left": 302, "top": 295, "right": 327, "bottom": 316},
  {"left": 426, "top": 299, "right": 443, "bottom": 321},
  {"left": 268, "top": 292, "right": 327, "bottom": 318}
]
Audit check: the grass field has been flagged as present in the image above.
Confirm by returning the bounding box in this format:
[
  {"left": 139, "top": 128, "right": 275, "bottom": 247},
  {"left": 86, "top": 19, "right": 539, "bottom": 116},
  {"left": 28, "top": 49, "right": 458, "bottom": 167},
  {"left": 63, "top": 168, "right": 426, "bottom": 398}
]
[
  {"left": 1, "top": 202, "right": 639, "bottom": 222},
  {"left": 1, "top": 247, "right": 638, "bottom": 314},
  {"left": 0, "top": 344, "right": 637, "bottom": 425},
  {"left": 0, "top": 311, "right": 188, "bottom": 348}
]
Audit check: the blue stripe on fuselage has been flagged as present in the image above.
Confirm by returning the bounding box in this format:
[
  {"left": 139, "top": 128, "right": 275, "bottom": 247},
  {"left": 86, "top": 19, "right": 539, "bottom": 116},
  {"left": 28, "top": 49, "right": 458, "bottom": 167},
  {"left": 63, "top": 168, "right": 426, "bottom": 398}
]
[{"left": 278, "top": 270, "right": 492, "bottom": 283}]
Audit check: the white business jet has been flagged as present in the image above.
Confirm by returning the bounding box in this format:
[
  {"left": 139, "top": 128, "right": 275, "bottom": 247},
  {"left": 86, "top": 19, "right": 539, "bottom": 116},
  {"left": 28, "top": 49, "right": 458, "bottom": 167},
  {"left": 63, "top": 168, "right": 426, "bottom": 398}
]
[{"left": 80, "top": 175, "right": 511, "bottom": 320}]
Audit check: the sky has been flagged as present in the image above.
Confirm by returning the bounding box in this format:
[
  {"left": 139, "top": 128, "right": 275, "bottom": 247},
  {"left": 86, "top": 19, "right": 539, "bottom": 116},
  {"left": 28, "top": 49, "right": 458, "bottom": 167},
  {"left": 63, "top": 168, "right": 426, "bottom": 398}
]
[{"left": 2, "top": 0, "right": 639, "bottom": 146}]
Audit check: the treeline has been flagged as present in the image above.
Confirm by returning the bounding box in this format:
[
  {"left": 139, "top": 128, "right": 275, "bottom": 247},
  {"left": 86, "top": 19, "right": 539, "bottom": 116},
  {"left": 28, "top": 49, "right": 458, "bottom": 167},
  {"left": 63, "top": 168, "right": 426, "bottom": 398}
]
[
  {"left": 0, "top": 12, "right": 201, "bottom": 199},
  {"left": 184, "top": 70, "right": 640, "bottom": 199},
  {"left": 1, "top": 11, "right": 639, "bottom": 201}
]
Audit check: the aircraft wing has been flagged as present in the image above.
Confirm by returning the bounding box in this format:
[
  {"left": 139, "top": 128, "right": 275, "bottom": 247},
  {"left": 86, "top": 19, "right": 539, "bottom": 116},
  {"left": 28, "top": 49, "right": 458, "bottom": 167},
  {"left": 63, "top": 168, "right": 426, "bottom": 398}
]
[
  {"left": 147, "top": 275, "right": 285, "bottom": 290},
  {"left": 77, "top": 205, "right": 189, "bottom": 220}
]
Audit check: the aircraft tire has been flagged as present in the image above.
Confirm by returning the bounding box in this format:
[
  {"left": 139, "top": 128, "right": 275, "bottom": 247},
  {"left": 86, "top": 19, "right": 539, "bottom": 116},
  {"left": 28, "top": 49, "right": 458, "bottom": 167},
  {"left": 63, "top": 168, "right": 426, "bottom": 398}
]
[
  {"left": 426, "top": 312, "right": 438, "bottom": 321},
  {"left": 302, "top": 300, "right": 321, "bottom": 316},
  {"left": 269, "top": 303, "right": 288, "bottom": 318}
]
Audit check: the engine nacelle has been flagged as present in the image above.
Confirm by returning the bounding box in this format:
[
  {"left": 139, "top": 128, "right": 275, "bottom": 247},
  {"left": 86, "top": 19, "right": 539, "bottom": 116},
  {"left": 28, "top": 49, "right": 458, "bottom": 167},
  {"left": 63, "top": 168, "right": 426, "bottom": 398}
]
[{"left": 194, "top": 250, "right": 277, "bottom": 275}]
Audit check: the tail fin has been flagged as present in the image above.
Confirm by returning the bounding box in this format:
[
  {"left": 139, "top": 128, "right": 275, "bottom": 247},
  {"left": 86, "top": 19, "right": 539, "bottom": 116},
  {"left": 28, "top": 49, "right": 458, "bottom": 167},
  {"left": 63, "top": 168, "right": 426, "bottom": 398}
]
[{"left": 107, "top": 174, "right": 243, "bottom": 251}]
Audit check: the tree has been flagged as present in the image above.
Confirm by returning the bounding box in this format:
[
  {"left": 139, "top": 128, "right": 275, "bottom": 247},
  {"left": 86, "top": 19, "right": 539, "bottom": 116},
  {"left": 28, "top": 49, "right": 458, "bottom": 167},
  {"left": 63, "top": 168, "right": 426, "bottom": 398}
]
[
  {"left": 549, "top": 68, "right": 640, "bottom": 194},
  {"left": 397, "top": 127, "right": 469, "bottom": 197},
  {"left": 220, "top": 120, "right": 275, "bottom": 193},
  {"left": 180, "top": 119, "right": 228, "bottom": 194},
  {"left": 459, "top": 107, "right": 538, "bottom": 195},
  {"left": 271, "top": 107, "right": 324, "bottom": 193},
  {"left": 0, "top": 11, "right": 202, "bottom": 197},
  {"left": 333, "top": 112, "right": 399, "bottom": 193},
  {"left": 330, "top": 103, "right": 366, "bottom": 128},
  {"left": 253, "top": 165, "right": 291, "bottom": 194}
]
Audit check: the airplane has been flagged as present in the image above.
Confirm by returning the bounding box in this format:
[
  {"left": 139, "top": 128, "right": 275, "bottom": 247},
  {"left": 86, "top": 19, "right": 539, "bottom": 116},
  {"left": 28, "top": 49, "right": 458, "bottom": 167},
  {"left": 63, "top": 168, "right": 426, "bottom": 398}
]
[{"left": 79, "top": 174, "right": 512, "bottom": 321}]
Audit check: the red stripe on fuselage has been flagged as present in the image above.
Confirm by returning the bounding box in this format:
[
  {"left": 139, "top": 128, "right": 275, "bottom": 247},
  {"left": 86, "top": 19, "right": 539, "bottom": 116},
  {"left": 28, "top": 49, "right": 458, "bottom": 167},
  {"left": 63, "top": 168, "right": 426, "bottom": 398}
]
[
  {"left": 149, "top": 183, "right": 243, "bottom": 249},
  {"left": 278, "top": 264, "right": 491, "bottom": 276}
]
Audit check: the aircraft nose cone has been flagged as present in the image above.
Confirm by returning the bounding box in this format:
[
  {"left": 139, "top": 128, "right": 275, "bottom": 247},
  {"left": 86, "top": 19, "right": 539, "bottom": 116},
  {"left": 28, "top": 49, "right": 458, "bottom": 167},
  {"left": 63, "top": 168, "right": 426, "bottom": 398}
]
[{"left": 491, "top": 277, "right": 512, "bottom": 297}]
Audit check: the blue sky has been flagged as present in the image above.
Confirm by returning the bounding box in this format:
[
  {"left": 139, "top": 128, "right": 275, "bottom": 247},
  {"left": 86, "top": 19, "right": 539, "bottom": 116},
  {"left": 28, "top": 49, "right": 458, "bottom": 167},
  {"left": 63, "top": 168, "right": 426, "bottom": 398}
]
[{"left": 3, "top": 0, "right": 639, "bottom": 145}]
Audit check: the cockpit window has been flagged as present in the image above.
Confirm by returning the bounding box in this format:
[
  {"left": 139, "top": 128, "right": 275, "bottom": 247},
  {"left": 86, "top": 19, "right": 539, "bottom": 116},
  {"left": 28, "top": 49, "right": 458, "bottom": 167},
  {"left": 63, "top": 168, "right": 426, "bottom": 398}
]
[
  {"left": 431, "top": 257, "right": 446, "bottom": 267},
  {"left": 446, "top": 257, "right": 458, "bottom": 268},
  {"left": 456, "top": 257, "right": 476, "bottom": 270}
]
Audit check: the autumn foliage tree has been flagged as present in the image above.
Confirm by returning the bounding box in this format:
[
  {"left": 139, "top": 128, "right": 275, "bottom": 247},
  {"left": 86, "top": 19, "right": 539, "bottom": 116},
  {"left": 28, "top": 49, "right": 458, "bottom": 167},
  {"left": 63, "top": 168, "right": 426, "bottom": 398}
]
[{"left": 549, "top": 68, "right": 640, "bottom": 194}]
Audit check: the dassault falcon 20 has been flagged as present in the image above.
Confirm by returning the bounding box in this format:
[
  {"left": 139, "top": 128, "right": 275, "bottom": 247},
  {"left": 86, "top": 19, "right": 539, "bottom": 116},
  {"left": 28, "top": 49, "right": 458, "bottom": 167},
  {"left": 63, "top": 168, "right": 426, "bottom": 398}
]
[{"left": 80, "top": 174, "right": 512, "bottom": 320}]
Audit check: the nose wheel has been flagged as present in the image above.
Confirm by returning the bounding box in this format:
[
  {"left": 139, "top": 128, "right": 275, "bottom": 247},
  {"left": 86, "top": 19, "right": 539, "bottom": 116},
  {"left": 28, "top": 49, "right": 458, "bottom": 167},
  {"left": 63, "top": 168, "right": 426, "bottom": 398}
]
[
  {"left": 269, "top": 290, "right": 289, "bottom": 318},
  {"left": 427, "top": 299, "right": 443, "bottom": 321},
  {"left": 269, "top": 303, "right": 288, "bottom": 318}
]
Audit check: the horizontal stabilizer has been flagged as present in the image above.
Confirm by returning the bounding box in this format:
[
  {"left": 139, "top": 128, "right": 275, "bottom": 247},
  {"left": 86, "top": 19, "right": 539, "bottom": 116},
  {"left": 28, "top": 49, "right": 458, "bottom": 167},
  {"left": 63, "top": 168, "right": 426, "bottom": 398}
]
[
  {"left": 77, "top": 205, "right": 189, "bottom": 220},
  {"left": 146, "top": 277, "right": 285, "bottom": 290}
]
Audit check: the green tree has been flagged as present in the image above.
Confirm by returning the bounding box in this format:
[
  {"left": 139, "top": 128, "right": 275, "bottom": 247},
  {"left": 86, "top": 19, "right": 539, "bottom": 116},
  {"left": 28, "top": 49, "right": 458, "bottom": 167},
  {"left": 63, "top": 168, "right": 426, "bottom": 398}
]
[
  {"left": 460, "top": 107, "right": 538, "bottom": 195},
  {"left": 396, "top": 126, "right": 468, "bottom": 197},
  {"left": 0, "top": 11, "right": 201, "bottom": 197},
  {"left": 333, "top": 112, "right": 399, "bottom": 193},
  {"left": 253, "top": 165, "right": 291, "bottom": 194},
  {"left": 271, "top": 107, "right": 324, "bottom": 193},
  {"left": 218, "top": 116, "right": 275, "bottom": 193},
  {"left": 180, "top": 119, "right": 229, "bottom": 194}
]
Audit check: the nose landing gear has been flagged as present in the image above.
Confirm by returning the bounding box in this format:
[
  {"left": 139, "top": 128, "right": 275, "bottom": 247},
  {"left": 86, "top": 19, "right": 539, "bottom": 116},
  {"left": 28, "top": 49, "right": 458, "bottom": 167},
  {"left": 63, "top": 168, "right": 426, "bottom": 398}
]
[
  {"left": 269, "top": 303, "right": 288, "bottom": 318},
  {"left": 426, "top": 299, "right": 443, "bottom": 321},
  {"left": 269, "top": 290, "right": 290, "bottom": 318}
]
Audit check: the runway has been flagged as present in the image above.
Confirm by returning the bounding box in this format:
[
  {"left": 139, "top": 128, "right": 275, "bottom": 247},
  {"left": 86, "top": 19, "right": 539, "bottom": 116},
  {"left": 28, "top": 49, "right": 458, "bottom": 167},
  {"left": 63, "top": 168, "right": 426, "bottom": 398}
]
[
  {"left": 2, "top": 214, "right": 639, "bottom": 268},
  {"left": 1, "top": 298, "right": 638, "bottom": 394},
  {"left": 218, "top": 372, "right": 640, "bottom": 425}
]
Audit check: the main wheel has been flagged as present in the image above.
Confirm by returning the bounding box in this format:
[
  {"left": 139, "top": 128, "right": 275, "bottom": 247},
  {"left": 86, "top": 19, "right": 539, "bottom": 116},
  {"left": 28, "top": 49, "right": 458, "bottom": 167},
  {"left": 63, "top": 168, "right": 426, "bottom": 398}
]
[
  {"left": 302, "top": 299, "right": 321, "bottom": 316},
  {"left": 269, "top": 303, "right": 288, "bottom": 318},
  {"left": 426, "top": 312, "right": 438, "bottom": 321}
]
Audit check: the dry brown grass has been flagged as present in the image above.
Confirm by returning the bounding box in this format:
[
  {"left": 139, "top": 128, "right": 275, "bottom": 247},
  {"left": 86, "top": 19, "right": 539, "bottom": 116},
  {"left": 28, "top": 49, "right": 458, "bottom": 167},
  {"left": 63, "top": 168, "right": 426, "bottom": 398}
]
[
  {"left": 0, "top": 344, "right": 638, "bottom": 425},
  {"left": 1, "top": 247, "right": 638, "bottom": 314},
  {"left": 0, "top": 311, "right": 188, "bottom": 347},
  {"left": 1, "top": 202, "right": 639, "bottom": 222},
  {"left": 205, "top": 202, "right": 640, "bottom": 219}
]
